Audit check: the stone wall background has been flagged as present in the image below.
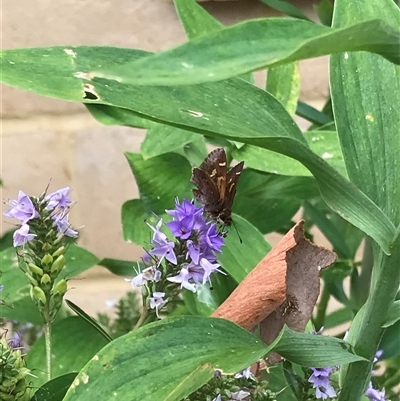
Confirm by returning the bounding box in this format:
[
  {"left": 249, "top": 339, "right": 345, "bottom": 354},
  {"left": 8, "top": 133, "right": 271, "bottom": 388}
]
[{"left": 1, "top": 0, "right": 331, "bottom": 316}]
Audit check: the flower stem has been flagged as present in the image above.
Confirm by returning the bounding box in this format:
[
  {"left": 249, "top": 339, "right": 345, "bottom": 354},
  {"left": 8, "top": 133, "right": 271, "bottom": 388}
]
[
  {"left": 133, "top": 309, "right": 149, "bottom": 330},
  {"left": 339, "top": 235, "right": 400, "bottom": 401},
  {"left": 44, "top": 321, "right": 52, "bottom": 381},
  {"left": 314, "top": 285, "right": 330, "bottom": 331}
]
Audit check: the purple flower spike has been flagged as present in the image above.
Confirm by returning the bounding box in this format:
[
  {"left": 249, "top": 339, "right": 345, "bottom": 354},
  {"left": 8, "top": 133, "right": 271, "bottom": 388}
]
[
  {"left": 46, "top": 187, "right": 72, "bottom": 210},
  {"left": 308, "top": 367, "right": 337, "bottom": 400},
  {"left": 4, "top": 191, "right": 39, "bottom": 224},
  {"left": 13, "top": 224, "right": 37, "bottom": 247}
]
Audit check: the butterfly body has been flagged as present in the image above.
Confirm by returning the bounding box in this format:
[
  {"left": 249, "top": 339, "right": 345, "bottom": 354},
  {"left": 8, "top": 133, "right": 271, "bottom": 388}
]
[{"left": 191, "top": 148, "right": 244, "bottom": 226}]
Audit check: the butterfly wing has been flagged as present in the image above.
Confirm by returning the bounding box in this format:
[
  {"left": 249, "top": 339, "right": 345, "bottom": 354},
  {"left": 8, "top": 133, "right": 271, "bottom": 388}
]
[{"left": 224, "top": 161, "right": 244, "bottom": 210}]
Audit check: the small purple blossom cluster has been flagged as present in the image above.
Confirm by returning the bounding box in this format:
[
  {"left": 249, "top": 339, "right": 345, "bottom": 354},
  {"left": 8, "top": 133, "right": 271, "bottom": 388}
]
[
  {"left": 4, "top": 188, "right": 78, "bottom": 247},
  {"left": 308, "top": 367, "right": 337, "bottom": 400},
  {"left": 127, "top": 198, "right": 225, "bottom": 316}
]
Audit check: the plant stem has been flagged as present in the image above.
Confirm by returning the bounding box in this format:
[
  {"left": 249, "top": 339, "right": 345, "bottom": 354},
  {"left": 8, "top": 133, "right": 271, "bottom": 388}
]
[
  {"left": 44, "top": 321, "right": 52, "bottom": 381},
  {"left": 133, "top": 309, "right": 149, "bottom": 330},
  {"left": 314, "top": 285, "right": 330, "bottom": 330},
  {"left": 339, "top": 235, "right": 400, "bottom": 401}
]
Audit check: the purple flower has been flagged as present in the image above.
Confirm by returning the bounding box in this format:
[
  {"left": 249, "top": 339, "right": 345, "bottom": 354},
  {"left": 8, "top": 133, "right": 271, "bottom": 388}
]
[
  {"left": 192, "top": 258, "right": 223, "bottom": 285},
  {"left": 167, "top": 215, "right": 195, "bottom": 240},
  {"left": 148, "top": 220, "right": 177, "bottom": 265},
  {"left": 13, "top": 224, "right": 37, "bottom": 247},
  {"left": 4, "top": 191, "right": 39, "bottom": 224},
  {"left": 167, "top": 266, "right": 197, "bottom": 292},
  {"left": 8, "top": 332, "right": 22, "bottom": 350},
  {"left": 46, "top": 187, "right": 72, "bottom": 210},
  {"left": 0, "top": 285, "right": 3, "bottom": 292},
  {"left": 234, "top": 367, "right": 256, "bottom": 381},
  {"left": 53, "top": 213, "right": 78, "bottom": 238},
  {"left": 365, "top": 382, "right": 386, "bottom": 401},
  {"left": 149, "top": 292, "right": 167, "bottom": 317},
  {"left": 201, "top": 222, "right": 225, "bottom": 253},
  {"left": 126, "top": 265, "right": 161, "bottom": 287},
  {"left": 308, "top": 367, "right": 337, "bottom": 399}
]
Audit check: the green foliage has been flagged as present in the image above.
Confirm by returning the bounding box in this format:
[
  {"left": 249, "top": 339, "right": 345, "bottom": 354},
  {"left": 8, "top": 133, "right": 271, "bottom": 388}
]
[{"left": 1, "top": 0, "right": 399, "bottom": 399}]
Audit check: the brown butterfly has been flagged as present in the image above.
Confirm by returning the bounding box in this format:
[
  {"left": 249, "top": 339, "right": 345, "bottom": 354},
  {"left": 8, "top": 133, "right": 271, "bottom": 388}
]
[{"left": 191, "top": 148, "right": 244, "bottom": 226}]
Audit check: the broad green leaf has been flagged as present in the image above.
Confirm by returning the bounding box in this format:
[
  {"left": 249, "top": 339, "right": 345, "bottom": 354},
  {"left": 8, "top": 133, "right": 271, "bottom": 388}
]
[
  {"left": 0, "top": 245, "right": 98, "bottom": 323},
  {"left": 121, "top": 199, "right": 169, "bottom": 247},
  {"left": 125, "top": 152, "right": 193, "bottom": 214},
  {"left": 174, "top": 0, "right": 223, "bottom": 40},
  {"left": 266, "top": 62, "right": 300, "bottom": 115},
  {"left": 174, "top": 135, "right": 208, "bottom": 166},
  {"left": 31, "top": 372, "right": 78, "bottom": 401},
  {"left": 90, "top": 19, "right": 400, "bottom": 85},
  {"left": 141, "top": 124, "right": 200, "bottom": 159},
  {"left": 260, "top": 0, "right": 312, "bottom": 21},
  {"left": 86, "top": 104, "right": 154, "bottom": 129},
  {"left": 26, "top": 316, "right": 109, "bottom": 388},
  {"left": 0, "top": 229, "right": 13, "bottom": 252},
  {"left": 382, "top": 300, "right": 400, "bottom": 328},
  {"left": 62, "top": 316, "right": 365, "bottom": 401},
  {"left": 304, "top": 131, "right": 347, "bottom": 178},
  {"left": 220, "top": 214, "right": 271, "bottom": 282},
  {"left": 234, "top": 195, "right": 300, "bottom": 234},
  {"left": 65, "top": 299, "right": 113, "bottom": 342},
  {"left": 330, "top": 1, "right": 400, "bottom": 227},
  {"left": 0, "top": 46, "right": 395, "bottom": 251}
]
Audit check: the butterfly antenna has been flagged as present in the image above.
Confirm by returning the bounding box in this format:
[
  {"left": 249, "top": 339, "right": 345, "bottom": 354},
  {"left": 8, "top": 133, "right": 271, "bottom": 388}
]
[{"left": 231, "top": 221, "right": 242, "bottom": 244}]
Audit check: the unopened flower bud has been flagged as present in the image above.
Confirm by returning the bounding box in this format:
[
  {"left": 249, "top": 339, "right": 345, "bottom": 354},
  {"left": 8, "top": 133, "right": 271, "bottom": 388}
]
[
  {"left": 40, "top": 274, "right": 52, "bottom": 291},
  {"left": 28, "top": 263, "right": 44, "bottom": 277},
  {"left": 25, "top": 272, "right": 38, "bottom": 287},
  {"left": 42, "top": 242, "right": 52, "bottom": 252},
  {"left": 52, "top": 279, "right": 68, "bottom": 307},
  {"left": 50, "top": 255, "right": 66, "bottom": 275},
  {"left": 52, "top": 246, "right": 66, "bottom": 258},
  {"left": 41, "top": 253, "right": 53, "bottom": 267},
  {"left": 32, "top": 286, "right": 46, "bottom": 305},
  {"left": 53, "top": 279, "right": 67, "bottom": 296}
]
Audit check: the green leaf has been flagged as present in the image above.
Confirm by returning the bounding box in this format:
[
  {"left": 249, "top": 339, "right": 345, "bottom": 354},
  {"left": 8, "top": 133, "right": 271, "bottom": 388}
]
[
  {"left": 98, "top": 258, "right": 138, "bottom": 276},
  {"left": 62, "top": 317, "right": 365, "bottom": 401},
  {"left": 304, "top": 131, "right": 347, "bottom": 178},
  {"left": 260, "top": 0, "right": 312, "bottom": 21},
  {"left": 382, "top": 300, "right": 400, "bottom": 328},
  {"left": 90, "top": 19, "right": 400, "bottom": 85},
  {"left": 141, "top": 124, "right": 200, "bottom": 159},
  {"left": 30, "top": 372, "right": 78, "bottom": 401},
  {"left": 296, "top": 100, "right": 334, "bottom": 126},
  {"left": 0, "top": 46, "right": 395, "bottom": 252},
  {"left": 315, "top": 0, "right": 334, "bottom": 26},
  {"left": 86, "top": 104, "right": 154, "bottom": 129},
  {"left": 220, "top": 214, "right": 271, "bottom": 283},
  {"left": 125, "top": 152, "right": 192, "bottom": 214},
  {"left": 330, "top": 1, "right": 400, "bottom": 227},
  {"left": 266, "top": 62, "right": 300, "bottom": 115},
  {"left": 26, "top": 316, "right": 109, "bottom": 388},
  {"left": 380, "top": 320, "right": 400, "bottom": 359},
  {"left": 65, "top": 299, "right": 113, "bottom": 342},
  {"left": 174, "top": 0, "right": 223, "bottom": 40},
  {"left": 0, "top": 229, "right": 13, "bottom": 252}
]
